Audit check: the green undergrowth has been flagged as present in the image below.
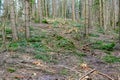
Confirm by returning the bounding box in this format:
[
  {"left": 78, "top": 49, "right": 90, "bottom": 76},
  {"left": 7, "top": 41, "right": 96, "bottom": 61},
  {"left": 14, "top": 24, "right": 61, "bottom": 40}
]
[
  {"left": 42, "top": 18, "right": 48, "bottom": 24},
  {"left": 89, "top": 33, "right": 100, "bottom": 37},
  {"left": 97, "top": 27, "right": 105, "bottom": 34},
  {"left": 7, "top": 67, "right": 16, "bottom": 73},
  {"left": 34, "top": 53, "right": 58, "bottom": 63},
  {"left": 73, "top": 51, "right": 86, "bottom": 58},
  {"left": 59, "top": 69, "right": 69, "bottom": 75},
  {"left": 103, "top": 55, "right": 120, "bottom": 63},
  {"left": 6, "top": 28, "right": 12, "bottom": 34},
  {"left": 52, "top": 21, "right": 59, "bottom": 27},
  {"left": 8, "top": 32, "right": 76, "bottom": 52},
  {"left": 91, "top": 40, "right": 115, "bottom": 51},
  {"left": 46, "top": 33, "right": 76, "bottom": 50}
]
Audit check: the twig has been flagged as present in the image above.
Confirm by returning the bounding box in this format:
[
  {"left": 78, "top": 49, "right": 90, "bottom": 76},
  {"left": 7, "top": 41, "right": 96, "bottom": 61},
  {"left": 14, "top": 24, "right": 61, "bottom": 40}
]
[
  {"left": 79, "top": 69, "right": 96, "bottom": 80},
  {"left": 16, "top": 62, "right": 55, "bottom": 73},
  {"left": 54, "top": 64, "right": 82, "bottom": 74},
  {"left": 97, "top": 71, "right": 114, "bottom": 80},
  {"left": 79, "top": 68, "right": 114, "bottom": 80}
]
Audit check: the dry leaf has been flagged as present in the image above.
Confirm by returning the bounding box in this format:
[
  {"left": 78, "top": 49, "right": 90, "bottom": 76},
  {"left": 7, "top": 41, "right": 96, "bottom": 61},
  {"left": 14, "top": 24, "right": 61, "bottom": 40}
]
[
  {"left": 33, "top": 61, "right": 41, "bottom": 66},
  {"left": 14, "top": 75, "right": 24, "bottom": 79},
  {"left": 80, "top": 63, "right": 89, "bottom": 70}
]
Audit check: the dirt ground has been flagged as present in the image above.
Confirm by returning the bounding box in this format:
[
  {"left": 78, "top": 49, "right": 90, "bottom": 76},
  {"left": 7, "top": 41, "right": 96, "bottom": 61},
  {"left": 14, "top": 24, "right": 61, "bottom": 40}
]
[{"left": 0, "top": 23, "right": 120, "bottom": 80}]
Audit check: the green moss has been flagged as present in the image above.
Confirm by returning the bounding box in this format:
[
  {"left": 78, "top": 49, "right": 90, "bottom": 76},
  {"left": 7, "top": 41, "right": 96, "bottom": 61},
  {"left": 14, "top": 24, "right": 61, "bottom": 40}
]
[{"left": 103, "top": 55, "right": 120, "bottom": 63}]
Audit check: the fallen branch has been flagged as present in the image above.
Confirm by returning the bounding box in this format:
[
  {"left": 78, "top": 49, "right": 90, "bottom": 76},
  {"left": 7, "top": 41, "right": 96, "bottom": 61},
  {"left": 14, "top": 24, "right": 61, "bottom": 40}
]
[
  {"left": 55, "top": 65, "right": 82, "bottom": 74},
  {"left": 79, "top": 69, "right": 96, "bottom": 80},
  {"left": 97, "top": 71, "right": 114, "bottom": 80},
  {"left": 79, "top": 68, "right": 114, "bottom": 80},
  {"left": 16, "top": 62, "right": 55, "bottom": 73}
]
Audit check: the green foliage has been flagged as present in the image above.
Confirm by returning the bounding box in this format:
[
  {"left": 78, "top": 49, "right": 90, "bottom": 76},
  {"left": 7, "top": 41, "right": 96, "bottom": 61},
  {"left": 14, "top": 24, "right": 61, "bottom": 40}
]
[
  {"left": 34, "top": 18, "right": 40, "bottom": 23},
  {"left": 103, "top": 55, "right": 120, "bottom": 63},
  {"left": 35, "top": 53, "right": 51, "bottom": 62},
  {"left": 30, "top": 42, "right": 49, "bottom": 52},
  {"left": 72, "top": 23, "right": 83, "bottom": 28},
  {"left": 92, "top": 0, "right": 99, "bottom": 12},
  {"left": 72, "top": 33, "right": 81, "bottom": 41},
  {"left": 6, "top": 28, "right": 12, "bottom": 34},
  {"left": 42, "top": 19, "right": 48, "bottom": 24},
  {"left": 73, "top": 51, "right": 86, "bottom": 58},
  {"left": 101, "top": 43, "right": 115, "bottom": 51},
  {"left": 8, "top": 42, "right": 19, "bottom": 51},
  {"left": 7, "top": 68, "right": 16, "bottom": 73},
  {"left": 27, "top": 36, "right": 42, "bottom": 42},
  {"left": 30, "top": 0, "right": 35, "bottom": 4},
  {"left": 30, "top": 26, "right": 34, "bottom": 31},
  {"left": 52, "top": 21, "right": 59, "bottom": 27},
  {"left": 56, "top": 36, "right": 75, "bottom": 50},
  {"left": 7, "top": 37, "right": 50, "bottom": 52},
  {"left": 92, "top": 40, "right": 115, "bottom": 51},
  {"left": 89, "top": 33, "right": 99, "bottom": 37},
  {"left": 45, "top": 34, "right": 76, "bottom": 50},
  {"left": 97, "top": 27, "right": 105, "bottom": 34},
  {"left": 17, "top": 39, "right": 27, "bottom": 47},
  {"left": 114, "top": 28, "right": 119, "bottom": 34},
  {"left": 60, "top": 69, "right": 68, "bottom": 75},
  {"left": 72, "top": 51, "right": 85, "bottom": 63},
  {"left": 39, "top": 31, "right": 47, "bottom": 38},
  {"left": 34, "top": 53, "right": 57, "bottom": 63}
]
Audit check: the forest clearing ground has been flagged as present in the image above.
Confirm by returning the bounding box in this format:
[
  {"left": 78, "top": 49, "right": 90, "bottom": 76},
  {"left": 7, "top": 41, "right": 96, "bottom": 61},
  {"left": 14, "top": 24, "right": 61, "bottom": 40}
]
[{"left": 0, "top": 22, "right": 120, "bottom": 80}]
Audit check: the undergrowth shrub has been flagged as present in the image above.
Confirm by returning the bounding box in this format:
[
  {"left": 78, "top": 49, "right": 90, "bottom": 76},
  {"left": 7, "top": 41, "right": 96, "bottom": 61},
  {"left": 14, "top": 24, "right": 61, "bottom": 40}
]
[
  {"left": 103, "top": 55, "right": 120, "bottom": 63},
  {"left": 92, "top": 40, "right": 115, "bottom": 51},
  {"left": 34, "top": 53, "right": 58, "bottom": 63}
]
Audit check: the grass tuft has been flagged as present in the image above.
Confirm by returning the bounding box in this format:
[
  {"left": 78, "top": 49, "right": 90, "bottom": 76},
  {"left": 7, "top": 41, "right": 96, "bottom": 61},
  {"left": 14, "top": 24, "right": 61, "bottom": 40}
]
[{"left": 103, "top": 55, "right": 120, "bottom": 63}]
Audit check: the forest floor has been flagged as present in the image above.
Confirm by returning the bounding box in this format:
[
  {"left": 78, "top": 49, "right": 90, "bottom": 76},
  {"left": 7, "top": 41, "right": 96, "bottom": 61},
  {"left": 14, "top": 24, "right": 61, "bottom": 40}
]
[{"left": 0, "top": 19, "right": 120, "bottom": 80}]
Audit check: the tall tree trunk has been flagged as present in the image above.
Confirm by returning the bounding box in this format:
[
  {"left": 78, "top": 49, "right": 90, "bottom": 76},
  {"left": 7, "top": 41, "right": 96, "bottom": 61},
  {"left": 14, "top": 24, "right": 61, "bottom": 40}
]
[
  {"left": 38, "top": 0, "right": 43, "bottom": 23},
  {"left": 10, "top": 0, "right": 18, "bottom": 40},
  {"left": 52, "top": 0, "right": 56, "bottom": 19},
  {"left": 25, "top": 0, "right": 30, "bottom": 39},
  {"left": 103, "top": 0, "right": 107, "bottom": 31},
  {"left": 99, "top": 0, "right": 104, "bottom": 28},
  {"left": 62, "top": 0, "right": 67, "bottom": 19},
  {"left": 119, "top": 0, "right": 120, "bottom": 43},
  {"left": 72, "top": 0, "right": 75, "bottom": 21},
  {"left": 45, "top": 0, "right": 48, "bottom": 18},
  {"left": 112, "top": 0, "right": 116, "bottom": 29}
]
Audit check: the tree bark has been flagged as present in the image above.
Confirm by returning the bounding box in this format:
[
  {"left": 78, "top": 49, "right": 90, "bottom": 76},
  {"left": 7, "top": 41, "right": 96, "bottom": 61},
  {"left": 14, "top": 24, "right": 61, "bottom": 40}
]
[
  {"left": 72, "top": 0, "right": 75, "bottom": 21},
  {"left": 25, "top": 0, "right": 30, "bottom": 39},
  {"left": 10, "top": 0, "right": 18, "bottom": 40}
]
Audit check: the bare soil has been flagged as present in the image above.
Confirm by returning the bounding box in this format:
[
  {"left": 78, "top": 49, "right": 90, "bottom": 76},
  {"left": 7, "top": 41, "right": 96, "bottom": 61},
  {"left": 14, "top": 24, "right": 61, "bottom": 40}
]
[{"left": 0, "top": 23, "right": 120, "bottom": 80}]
